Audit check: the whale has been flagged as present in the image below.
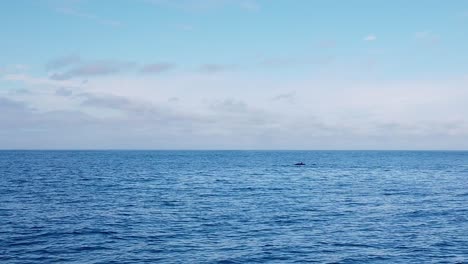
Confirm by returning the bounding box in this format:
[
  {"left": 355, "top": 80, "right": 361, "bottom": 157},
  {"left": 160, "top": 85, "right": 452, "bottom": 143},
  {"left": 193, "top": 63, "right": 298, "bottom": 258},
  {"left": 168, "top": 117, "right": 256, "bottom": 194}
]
[{"left": 294, "top": 162, "right": 305, "bottom": 166}]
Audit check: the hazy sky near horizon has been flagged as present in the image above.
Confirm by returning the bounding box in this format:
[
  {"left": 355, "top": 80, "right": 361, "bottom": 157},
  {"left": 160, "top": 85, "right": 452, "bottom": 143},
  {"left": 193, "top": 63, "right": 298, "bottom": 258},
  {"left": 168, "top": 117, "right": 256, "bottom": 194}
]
[{"left": 1, "top": 0, "right": 468, "bottom": 149}]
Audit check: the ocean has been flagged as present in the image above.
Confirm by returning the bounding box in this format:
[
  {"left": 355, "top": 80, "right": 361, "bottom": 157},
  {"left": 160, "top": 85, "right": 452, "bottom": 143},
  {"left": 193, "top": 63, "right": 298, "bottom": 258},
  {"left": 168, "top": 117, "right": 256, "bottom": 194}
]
[{"left": 1, "top": 150, "right": 467, "bottom": 263}]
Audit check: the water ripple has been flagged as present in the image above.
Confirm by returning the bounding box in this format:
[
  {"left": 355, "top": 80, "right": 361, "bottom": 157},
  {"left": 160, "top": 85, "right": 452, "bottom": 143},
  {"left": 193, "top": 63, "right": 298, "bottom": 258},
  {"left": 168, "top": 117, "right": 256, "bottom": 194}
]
[{"left": 1, "top": 150, "right": 467, "bottom": 263}]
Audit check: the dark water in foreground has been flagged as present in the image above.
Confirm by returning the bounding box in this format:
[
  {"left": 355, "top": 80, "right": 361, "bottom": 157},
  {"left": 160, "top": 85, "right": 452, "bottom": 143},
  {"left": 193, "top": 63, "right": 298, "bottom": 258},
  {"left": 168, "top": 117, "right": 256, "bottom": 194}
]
[{"left": 1, "top": 151, "right": 467, "bottom": 263}]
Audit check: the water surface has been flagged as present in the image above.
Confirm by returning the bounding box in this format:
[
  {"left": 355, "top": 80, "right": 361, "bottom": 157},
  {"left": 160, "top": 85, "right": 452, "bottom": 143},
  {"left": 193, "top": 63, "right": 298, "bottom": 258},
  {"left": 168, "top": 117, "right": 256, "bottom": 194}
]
[{"left": 1, "top": 151, "right": 467, "bottom": 263}]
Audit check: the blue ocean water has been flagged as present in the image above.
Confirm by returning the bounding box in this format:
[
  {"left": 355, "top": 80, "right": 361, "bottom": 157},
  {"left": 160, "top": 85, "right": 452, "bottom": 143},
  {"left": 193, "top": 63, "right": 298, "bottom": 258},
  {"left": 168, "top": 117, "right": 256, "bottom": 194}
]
[{"left": 1, "top": 150, "right": 467, "bottom": 263}]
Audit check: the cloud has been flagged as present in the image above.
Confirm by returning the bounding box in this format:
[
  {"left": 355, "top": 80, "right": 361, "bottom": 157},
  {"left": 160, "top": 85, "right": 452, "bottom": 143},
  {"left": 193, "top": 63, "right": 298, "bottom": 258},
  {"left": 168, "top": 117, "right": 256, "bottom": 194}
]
[
  {"left": 50, "top": 61, "right": 134, "bottom": 80},
  {"left": 3, "top": 73, "right": 81, "bottom": 88},
  {"left": 4, "top": 67, "right": 468, "bottom": 149},
  {"left": 46, "top": 55, "right": 81, "bottom": 70},
  {"left": 198, "top": 63, "right": 237, "bottom": 73},
  {"left": 168, "top": 97, "right": 180, "bottom": 102},
  {"left": 201, "top": 98, "right": 280, "bottom": 142},
  {"left": 0, "top": 97, "right": 106, "bottom": 148},
  {"left": 0, "top": 64, "right": 29, "bottom": 74},
  {"left": 0, "top": 97, "right": 32, "bottom": 112},
  {"left": 271, "top": 91, "right": 296, "bottom": 102},
  {"left": 145, "top": 0, "right": 225, "bottom": 10},
  {"left": 78, "top": 92, "right": 134, "bottom": 110},
  {"left": 8, "top": 88, "right": 31, "bottom": 95},
  {"left": 55, "top": 87, "right": 73, "bottom": 97},
  {"left": 140, "top": 63, "right": 175, "bottom": 74},
  {"left": 415, "top": 31, "right": 440, "bottom": 44},
  {"left": 75, "top": 92, "right": 201, "bottom": 125},
  {"left": 259, "top": 56, "right": 334, "bottom": 68},
  {"left": 0, "top": 96, "right": 208, "bottom": 149},
  {"left": 146, "top": 0, "right": 259, "bottom": 12},
  {"left": 2, "top": 88, "right": 468, "bottom": 149},
  {"left": 55, "top": 7, "right": 121, "bottom": 27},
  {"left": 363, "top": 34, "right": 377, "bottom": 41},
  {"left": 209, "top": 98, "right": 249, "bottom": 113},
  {"left": 239, "top": 0, "right": 260, "bottom": 11}
]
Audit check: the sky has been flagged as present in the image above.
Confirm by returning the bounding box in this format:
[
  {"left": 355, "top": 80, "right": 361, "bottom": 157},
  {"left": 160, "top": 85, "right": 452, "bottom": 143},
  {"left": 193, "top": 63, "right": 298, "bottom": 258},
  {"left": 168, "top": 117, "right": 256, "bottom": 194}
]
[{"left": 1, "top": 0, "right": 468, "bottom": 150}]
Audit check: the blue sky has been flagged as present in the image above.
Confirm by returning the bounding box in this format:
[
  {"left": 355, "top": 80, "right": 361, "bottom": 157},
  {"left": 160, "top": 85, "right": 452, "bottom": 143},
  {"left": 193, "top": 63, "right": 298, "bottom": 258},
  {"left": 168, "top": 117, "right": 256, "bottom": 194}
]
[{"left": 1, "top": 0, "right": 468, "bottom": 149}]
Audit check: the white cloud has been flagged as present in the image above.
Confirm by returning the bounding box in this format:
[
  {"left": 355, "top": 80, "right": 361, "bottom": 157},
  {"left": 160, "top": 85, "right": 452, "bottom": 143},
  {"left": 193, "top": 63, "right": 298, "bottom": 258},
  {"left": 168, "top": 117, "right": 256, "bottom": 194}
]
[
  {"left": 363, "top": 34, "right": 377, "bottom": 41},
  {"left": 3, "top": 69, "right": 468, "bottom": 149}
]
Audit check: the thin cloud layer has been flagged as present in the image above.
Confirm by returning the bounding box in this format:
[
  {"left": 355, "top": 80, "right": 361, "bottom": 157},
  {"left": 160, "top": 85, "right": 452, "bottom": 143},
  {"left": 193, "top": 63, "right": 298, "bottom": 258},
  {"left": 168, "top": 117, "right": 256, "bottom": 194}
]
[
  {"left": 56, "top": 7, "right": 121, "bottom": 27},
  {"left": 78, "top": 92, "right": 135, "bottom": 110},
  {"left": 415, "top": 31, "right": 440, "bottom": 44},
  {"left": 140, "top": 63, "right": 175, "bottom": 74},
  {"left": 272, "top": 91, "right": 296, "bottom": 103},
  {"left": 46, "top": 55, "right": 81, "bottom": 70},
  {"left": 55, "top": 87, "right": 73, "bottom": 97},
  {"left": 364, "top": 34, "right": 377, "bottom": 41},
  {"left": 146, "top": 0, "right": 260, "bottom": 12},
  {"left": 198, "top": 64, "right": 237, "bottom": 73},
  {"left": 259, "top": 56, "right": 334, "bottom": 68},
  {"left": 2, "top": 90, "right": 468, "bottom": 150},
  {"left": 50, "top": 61, "right": 134, "bottom": 80}
]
